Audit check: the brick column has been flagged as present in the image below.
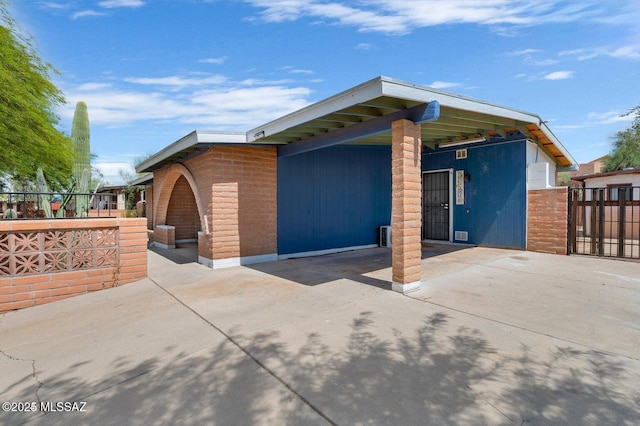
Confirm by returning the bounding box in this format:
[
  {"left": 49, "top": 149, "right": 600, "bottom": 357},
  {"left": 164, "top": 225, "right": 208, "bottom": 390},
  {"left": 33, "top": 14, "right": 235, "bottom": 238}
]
[
  {"left": 528, "top": 188, "right": 568, "bottom": 255},
  {"left": 391, "top": 119, "right": 422, "bottom": 293},
  {"left": 154, "top": 225, "right": 175, "bottom": 249}
]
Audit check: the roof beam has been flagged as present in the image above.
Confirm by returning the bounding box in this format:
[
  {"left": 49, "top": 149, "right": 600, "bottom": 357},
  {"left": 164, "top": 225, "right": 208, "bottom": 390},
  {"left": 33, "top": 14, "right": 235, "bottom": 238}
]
[{"left": 278, "top": 101, "right": 440, "bottom": 158}]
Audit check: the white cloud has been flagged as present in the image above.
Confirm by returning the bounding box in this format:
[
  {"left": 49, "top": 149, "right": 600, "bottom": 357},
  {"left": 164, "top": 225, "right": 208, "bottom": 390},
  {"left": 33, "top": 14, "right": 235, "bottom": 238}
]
[
  {"left": 587, "top": 111, "right": 634, "bottom": 124},
  {"left": 38, "top": 2, "right": 72, "bottom": 10},
  {"left": 77, "top": 83, "right": 112, "bottom": 91},
  {"left": 610, "top": 45, "right": 640, "bottom": 60},
  {"left": 428, "top": 81, "right": 462, "bottom": 90},
  {"left": 506, "top": 48, "right": 542, "bottom": 56},
  {"left": 93, "top": 162, "right": 135, "bottom": 186},
  {"left": 504, "top": 48, "right": 558, "bottom": 66},
  {"left": 287, "top": 68, "right": 313, "bottom": 75},
  {"left": 124, "top": 75, "right": 228, "bottom": 87},
  {"left": 60, "top": 75, "right": 313, "bottom": 130},
  {"left": 532, "top": 58, "right": 559, "bottom": 66},
  {"left": 198, "top": 57, "right": 227, "bottom": 64},
  {"left": 544, "top": 70, "right": 574, "bottom": 80},
  {"left": 98, "top": 0, "right": 144, "bottom": 8},
  {"left": 560, "top": 45, "right": 640, "bottom": 61},
  {"left": 242, "top": 0, "right": 616, "bottom": 35},
  {"left": 72, "top": 10, "right": 106, "bottom": 19},
  {"left": 356, "top": 43, "right": 373, "bottom": 50}
]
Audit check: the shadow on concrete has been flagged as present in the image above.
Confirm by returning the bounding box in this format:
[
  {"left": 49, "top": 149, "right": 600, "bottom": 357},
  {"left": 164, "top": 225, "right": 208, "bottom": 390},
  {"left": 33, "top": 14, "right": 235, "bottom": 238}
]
[
  {"left": 247, "top": 243, "right": 471, "bottom": 289},
  {"left": 149, "top": 243, "right": 198, "bottom": 265},
  {"left": 4, "top": 312, "right": 637, "bottom": 425}
]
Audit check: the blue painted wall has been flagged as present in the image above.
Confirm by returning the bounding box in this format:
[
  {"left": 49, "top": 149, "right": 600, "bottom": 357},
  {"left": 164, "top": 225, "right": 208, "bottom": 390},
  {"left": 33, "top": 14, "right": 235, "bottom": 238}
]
[
  {"left": 423, "top": 140, "right": 527, "bottom": 248},
  {"left": 278, "top": 145, "right": 392, "bottom": 255}
]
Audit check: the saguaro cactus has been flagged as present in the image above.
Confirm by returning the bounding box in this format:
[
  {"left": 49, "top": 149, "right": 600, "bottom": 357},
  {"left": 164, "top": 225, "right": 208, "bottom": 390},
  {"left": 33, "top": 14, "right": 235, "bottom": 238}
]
[
  {"left": 71, "top": 101, "right": 90, "bottom": 185},
  {"left": 71, "top": 101, "right": 91, "bottom": 216}
]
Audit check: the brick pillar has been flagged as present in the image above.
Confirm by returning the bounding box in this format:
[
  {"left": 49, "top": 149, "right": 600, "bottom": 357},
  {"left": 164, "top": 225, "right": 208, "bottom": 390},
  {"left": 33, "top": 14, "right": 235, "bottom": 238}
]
[
  {"left": 528, "top": 188, "right": 568, "bottom": 255},
  {"left": 154, "top": 225, "right": 175, "bottom": 249},
  {"left": 391, "top": 119, "right": 422, "bottom": 293}
]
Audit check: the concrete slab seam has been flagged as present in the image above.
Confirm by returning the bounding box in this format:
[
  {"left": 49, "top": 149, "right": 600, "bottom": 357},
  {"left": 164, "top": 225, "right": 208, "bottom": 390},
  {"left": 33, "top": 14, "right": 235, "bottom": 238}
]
[
  {"left": 146, "top": 276, "right": 339, "bottom": 425},
  {"left": 409, "top": 297, "right": 640, "bottom": 362}
]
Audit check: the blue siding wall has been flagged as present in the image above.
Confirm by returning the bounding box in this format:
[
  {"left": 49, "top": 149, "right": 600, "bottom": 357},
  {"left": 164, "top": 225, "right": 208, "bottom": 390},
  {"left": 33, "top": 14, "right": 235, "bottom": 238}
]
[
  {"left": 423, "top": 140, "right": 527, "bottom": 248},
  {"left": 278, "top": 145, "right": 391, "bottom": 255}
]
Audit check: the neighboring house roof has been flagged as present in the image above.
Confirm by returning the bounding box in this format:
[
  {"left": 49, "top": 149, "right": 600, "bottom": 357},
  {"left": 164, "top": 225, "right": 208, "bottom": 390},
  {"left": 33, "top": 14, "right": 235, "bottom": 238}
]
[
  {"left": 137, "top": 76, "right": 577, "bottom": 173},
  {"left": 571, "top": 168, "right": 640, "bottom": 182},
  {"left": 96, "top": 185, "right": 126, "bottom": 193},
  {"left": 586, "top": 155, "right": 610, "bottom": 163},
  {"left": 131, "top": 173, "right": 153, "bottom": 186}
]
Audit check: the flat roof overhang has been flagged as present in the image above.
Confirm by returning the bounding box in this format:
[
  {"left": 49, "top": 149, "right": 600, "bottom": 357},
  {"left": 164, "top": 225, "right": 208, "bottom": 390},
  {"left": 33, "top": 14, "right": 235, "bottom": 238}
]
[
  {"left": 137, "top": 131, "right": 246, "bottom": 173},
  {"left": 137, "top": 76, "right": 577, "bottom": 174},
  {"left": 248, "top": 76, "right": 576, "bottom": 169}
]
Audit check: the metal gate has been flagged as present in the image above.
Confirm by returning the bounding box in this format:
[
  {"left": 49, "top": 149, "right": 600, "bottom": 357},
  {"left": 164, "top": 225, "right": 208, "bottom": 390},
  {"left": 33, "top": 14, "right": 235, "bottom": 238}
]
[
  {"left": 423, "top": 170, "right": 450, "bottom": 240},
  {"left": 568, "top": 187, "right": 640, "bottom": 259}
]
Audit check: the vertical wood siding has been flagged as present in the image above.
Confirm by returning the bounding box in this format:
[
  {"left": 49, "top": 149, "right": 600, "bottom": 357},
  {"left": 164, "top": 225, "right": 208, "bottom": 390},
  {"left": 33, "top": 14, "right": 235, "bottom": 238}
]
[
  {"left": 423, "top": 141, "right": 527, "bottom": 248},
  {"left": 277, "top": 146, "right": 392, "bottom": 255}
]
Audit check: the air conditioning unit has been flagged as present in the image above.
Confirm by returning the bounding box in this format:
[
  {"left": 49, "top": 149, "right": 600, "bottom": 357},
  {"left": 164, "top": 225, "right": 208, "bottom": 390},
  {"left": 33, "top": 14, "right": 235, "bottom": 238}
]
[{"left": 379, "top": 226, "right": 392, "bottom": 247}]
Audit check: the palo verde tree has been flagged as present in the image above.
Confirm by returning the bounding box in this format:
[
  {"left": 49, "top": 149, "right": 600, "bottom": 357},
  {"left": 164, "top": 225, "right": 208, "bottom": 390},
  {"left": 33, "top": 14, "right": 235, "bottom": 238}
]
[
  {"left": 604, "top": 105, "right": 640, "bottom": 172},
  {"left": 0, "top": 0, "right": 72, "bottom": 190}
]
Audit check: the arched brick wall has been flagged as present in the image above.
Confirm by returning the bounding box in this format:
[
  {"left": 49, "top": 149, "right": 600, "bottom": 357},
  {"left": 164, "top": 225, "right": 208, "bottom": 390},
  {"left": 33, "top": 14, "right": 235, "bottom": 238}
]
[
  {"left": 153, "top": 163, "right": 206, "bottom": 233},
  {"left": 166, "top": 176, "right": 200, "bottom": 241}
]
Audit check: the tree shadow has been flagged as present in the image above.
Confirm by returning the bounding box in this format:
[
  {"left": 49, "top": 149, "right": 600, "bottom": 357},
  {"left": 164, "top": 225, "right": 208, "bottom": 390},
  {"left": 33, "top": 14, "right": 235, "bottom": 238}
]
[{"left": 2, "top": 312, "right": 638, "bottom": 425}]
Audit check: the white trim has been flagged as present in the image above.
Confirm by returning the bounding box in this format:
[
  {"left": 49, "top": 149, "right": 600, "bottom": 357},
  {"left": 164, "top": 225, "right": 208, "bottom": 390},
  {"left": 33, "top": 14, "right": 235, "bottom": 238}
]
[
  {"left": 198, "top": 256, "right": 214, "bottom": 268},
  {"left": 175, "top": 239, "right": 198, "bottom": 244},
  {"left": 392, "top": 281, "right": 421, "bottom": 294},
  {"left": 152, "top": 242, "right": 175, "bottom": 250},
  {"left": 278, "top": 244, "right": 378, "bottom": 260},
  {"left": 212, "top": 253, "right": 278, "bottom": 269},
  {"left": 137, "top": 130, "right": 246, "bottom": 173}
]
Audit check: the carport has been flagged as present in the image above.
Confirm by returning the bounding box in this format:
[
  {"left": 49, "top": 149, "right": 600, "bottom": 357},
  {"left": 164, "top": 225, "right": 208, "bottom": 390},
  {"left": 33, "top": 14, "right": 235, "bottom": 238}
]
[{"left": 137, "top": 76, "right": 576, "bottom": 293}]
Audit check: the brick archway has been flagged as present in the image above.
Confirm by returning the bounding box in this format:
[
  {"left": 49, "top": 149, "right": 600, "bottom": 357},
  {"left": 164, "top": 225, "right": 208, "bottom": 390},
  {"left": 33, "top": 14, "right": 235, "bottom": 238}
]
[{"left": 153, "top": 163, "right": 207, "bottom": 235}]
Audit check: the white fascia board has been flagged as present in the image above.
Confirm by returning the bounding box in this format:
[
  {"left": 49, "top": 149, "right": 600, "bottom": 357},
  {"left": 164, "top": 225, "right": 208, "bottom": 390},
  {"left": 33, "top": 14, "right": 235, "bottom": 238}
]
[
  {"left": 380, "top": 76, "right": 538, "bottom": 123},
  {"left": 538, "top": 121, "right": 578, "bottom": 171},
  {"left": 380, "top": 77, "right": 578, "bottom": 169},
  {"left": 136, "top": 130, "right": 246, "bottom": 173},
  {"left": 247, "top": 77, "right": 386, "bottom": 142},
  {"left": 194, "top": 130, "right": 247, "bottom": 144}
]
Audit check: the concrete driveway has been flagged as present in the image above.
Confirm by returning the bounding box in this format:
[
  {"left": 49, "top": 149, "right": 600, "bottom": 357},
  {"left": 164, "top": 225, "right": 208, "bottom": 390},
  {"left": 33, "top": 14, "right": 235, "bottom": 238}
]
[{"left": 1, "top": 244, "right": 639, "bottom": 425}]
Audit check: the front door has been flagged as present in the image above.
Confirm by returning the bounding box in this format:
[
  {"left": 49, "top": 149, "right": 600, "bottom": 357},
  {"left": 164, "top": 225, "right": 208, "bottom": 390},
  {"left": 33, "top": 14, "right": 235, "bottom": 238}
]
[{"left": 422, "top": 171, "right": 450, "bottom": 240}]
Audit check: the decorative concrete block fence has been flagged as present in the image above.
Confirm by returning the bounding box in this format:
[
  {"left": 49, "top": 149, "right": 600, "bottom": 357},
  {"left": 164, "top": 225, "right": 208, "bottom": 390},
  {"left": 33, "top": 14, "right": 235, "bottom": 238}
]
[{"left": 0, "top": 218, "right": 147, "bottom": 313}]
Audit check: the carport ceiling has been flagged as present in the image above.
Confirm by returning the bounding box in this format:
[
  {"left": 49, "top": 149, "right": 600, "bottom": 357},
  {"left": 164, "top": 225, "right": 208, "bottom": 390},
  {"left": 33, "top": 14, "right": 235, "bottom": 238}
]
[
  {"left": 248, "top": 76, "right": 575, "bottom": 167},
  {"left": 251, "top": 97, "right": 530, "bottom": 146}
]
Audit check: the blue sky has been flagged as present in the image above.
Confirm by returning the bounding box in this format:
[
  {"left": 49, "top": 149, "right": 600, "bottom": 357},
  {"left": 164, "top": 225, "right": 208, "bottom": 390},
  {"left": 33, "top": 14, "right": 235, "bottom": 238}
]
[{"left": 9, "top": 0, "right": 640, "bottom": 185}]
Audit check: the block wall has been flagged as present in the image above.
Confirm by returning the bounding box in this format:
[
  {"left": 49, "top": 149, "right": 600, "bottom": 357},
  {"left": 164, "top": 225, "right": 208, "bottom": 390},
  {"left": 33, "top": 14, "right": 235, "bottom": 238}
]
[
  {"left": 0, "top": 218, "right": 147, "bottom": 313},
  {"left": 528, "top": 188, "right": 568, "bottom": 255},
  {"left": 210, "top": 146, "right": 278, "bottom": 259},
  {"left": 391, "top": 119, "right": 423, "bottom": 286},
  {"left": 151, "top": 145, "right": 277, "bottom": 262}
]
